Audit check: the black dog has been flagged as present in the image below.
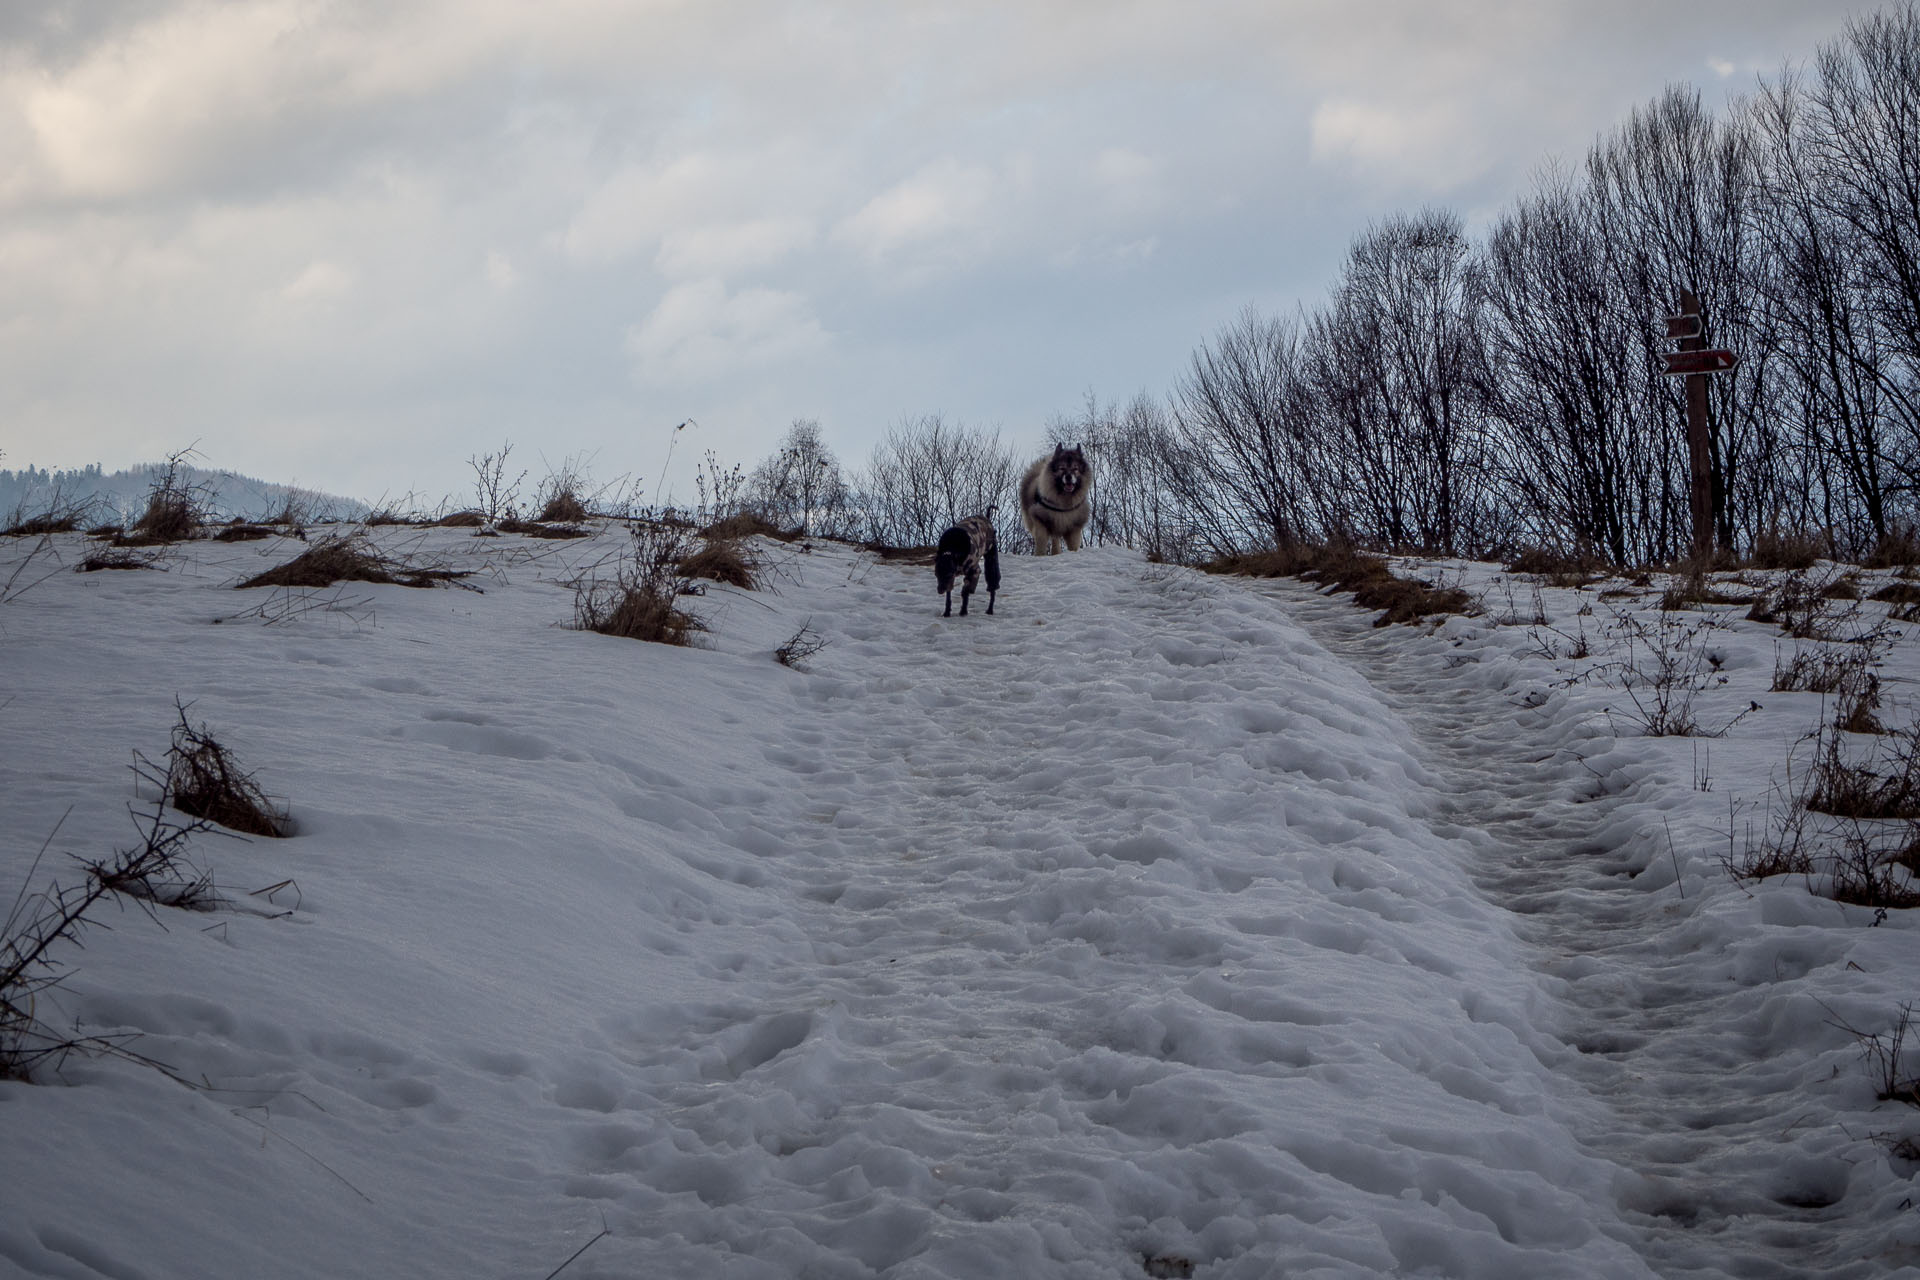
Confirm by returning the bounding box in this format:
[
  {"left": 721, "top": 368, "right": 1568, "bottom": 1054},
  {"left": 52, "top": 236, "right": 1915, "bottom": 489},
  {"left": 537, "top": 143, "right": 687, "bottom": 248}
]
[{"left": 935, "top": 513, "right": 1000, "bottom": 616}]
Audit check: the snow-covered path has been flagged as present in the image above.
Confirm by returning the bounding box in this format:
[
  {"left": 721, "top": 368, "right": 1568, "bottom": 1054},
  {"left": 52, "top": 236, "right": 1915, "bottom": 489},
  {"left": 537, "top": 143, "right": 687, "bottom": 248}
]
[
  {"left": 2, "top": 527, "right": 1914, "bottom": 1279},
  {"left": 1262, "top": 578, "right": 1910, "bottom": 1279},
  {"left": 563, "top": 544, "right": 1651, "bottom": 1277}
]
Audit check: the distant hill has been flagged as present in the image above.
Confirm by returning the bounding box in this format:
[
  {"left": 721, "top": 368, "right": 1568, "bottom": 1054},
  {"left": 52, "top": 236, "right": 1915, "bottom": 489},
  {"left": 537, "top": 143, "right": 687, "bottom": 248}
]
[{"left": 0, "top": 462, "right": 370, "bottom": 526}]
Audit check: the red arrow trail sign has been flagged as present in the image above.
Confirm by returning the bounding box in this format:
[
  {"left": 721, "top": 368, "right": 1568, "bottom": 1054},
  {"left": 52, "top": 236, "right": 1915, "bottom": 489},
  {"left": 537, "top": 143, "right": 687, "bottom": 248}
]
[{"left": 1663, "top": 348, "right": 1738, "bottom": 376}]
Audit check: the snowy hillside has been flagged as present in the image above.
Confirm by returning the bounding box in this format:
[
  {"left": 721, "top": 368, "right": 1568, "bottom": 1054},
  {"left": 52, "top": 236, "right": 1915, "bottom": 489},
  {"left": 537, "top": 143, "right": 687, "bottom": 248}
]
[{"left": 0, "top": 524, "right": 1915, "bottom": 1278}]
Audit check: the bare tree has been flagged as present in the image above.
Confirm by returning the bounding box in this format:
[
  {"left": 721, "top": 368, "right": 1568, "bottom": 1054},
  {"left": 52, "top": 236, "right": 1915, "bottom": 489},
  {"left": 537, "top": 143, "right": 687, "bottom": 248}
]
[
  {"left": 1168, "top": 307, "right": 1338, "bottom": 555},
  {"left": 1309, "top": 208, "right": 1493, "bottom": 555},
  {"left": 853, "top": 415, "right": 1020, "bottom": 547},
  {"left": 745, "top": 420, "right": 852, "bottom": 534}
]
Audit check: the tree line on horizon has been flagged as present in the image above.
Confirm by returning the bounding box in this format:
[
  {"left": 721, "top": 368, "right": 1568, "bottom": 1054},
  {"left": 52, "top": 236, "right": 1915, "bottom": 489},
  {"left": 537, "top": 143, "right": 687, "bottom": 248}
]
[{"left": 758, "top": 5, "right": 1920, "bottom": 569}]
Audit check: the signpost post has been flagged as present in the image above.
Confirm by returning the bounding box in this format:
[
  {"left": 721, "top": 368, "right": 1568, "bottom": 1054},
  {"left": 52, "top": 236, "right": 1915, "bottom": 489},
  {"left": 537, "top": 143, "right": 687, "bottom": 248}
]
[{"left": 1663, "top": 291, "right": 1737, "bottom": 563}]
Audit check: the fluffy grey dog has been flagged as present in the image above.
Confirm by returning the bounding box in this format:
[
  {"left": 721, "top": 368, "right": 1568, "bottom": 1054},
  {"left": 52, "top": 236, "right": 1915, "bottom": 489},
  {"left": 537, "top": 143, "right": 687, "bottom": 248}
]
[
  {"left": 1019, "top": 444, "right": 1094, "bottom": 554},
  {"left": 934, "top": 513, "right": 1000, "bottom": 616}
]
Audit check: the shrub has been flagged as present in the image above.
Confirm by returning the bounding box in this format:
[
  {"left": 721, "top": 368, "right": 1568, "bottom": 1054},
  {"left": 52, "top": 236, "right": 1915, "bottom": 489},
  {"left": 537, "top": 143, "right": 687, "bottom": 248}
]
[
  {"left": 1867, "top": 526, "right": 1920, "bottom": 570},
  {"left": 110, "top": 448, "right": 211, "bottom": 546},
  {"left": 158, "top": 704, "right": 291, "bottom": 838},
  {"left": 3, "top": 803, "right": 216, "bottom": 1080},
  {"left": 570, "top": 523, "right": 704, "bottom": 646},
  {"left": 1747, "top": 528, "right": 1828, "bottom": 570},
  {"left": 775, "top": 621, "right": 828, "bottom": 669},
  {"left": 1773, "top": 640, "right": 1880, "bottom": 697},
  {"left": 534, "top": 457, "right": 593, "bottom": 523},
  {"left": 1800, "top": 722, "right": 1920, "bottom": 821},
  {"left": 2, "top": 488, "right": 95, "bottom": 538}
]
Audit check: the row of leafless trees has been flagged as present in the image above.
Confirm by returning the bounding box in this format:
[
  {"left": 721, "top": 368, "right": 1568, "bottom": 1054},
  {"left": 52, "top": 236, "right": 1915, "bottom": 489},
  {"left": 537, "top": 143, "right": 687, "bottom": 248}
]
[
  {"left": 737, "top": 8, "right": 1920, "bottom": 567},
  {"left": 1147, "top": 5, "right": 1920, "bottom": 564}
]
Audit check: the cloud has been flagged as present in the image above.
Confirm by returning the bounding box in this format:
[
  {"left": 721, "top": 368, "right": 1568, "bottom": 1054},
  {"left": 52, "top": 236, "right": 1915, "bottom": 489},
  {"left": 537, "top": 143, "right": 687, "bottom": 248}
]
[
  {"left": 834, "top": 158, "right": 1001, "bottom": 277},
  {"left": 484, "top": 250, "right": 516, "bottom": 290},
  {"left": 282, "top": 259, "right": 353, "bottom": 302},
  {"left": 1308, "top": 98, "right": 1486, "bottom": 191},
  {"left": 625, "top": 279, "right": 828, "bottom": 385},
  {"left": 656, "top": 218, "right": 815, "bottom": 280}
]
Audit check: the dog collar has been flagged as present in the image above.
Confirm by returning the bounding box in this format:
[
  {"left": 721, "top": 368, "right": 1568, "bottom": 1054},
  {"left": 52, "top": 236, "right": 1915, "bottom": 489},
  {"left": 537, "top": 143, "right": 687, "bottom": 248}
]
[{"left": 1033, "top": 493, "right": 1080, "bottom": 513}]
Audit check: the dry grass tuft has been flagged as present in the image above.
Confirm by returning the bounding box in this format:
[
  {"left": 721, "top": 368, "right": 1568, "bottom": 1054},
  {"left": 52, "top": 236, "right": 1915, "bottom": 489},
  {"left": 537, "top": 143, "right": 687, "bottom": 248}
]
[
  {"left": 679, "top": 538, "right": 759, "bottom": 589},
  {"left": 236, "top": 533, "right": 469, "bottom": 590},
  {"left": 1747, "top": 529, "right": 1829, "bottom": 571},
  {"left": 78, "top": 549, "right": 163, "bottom": 573},
  {"left": 1207, "top": 542, "right": 1474, "bottom": 627},
  {"left": 160, "top": 705, "right": 290, "bottom": 838},
  {"left": 1868, "top": 526, "right": 1920, "bottom": 570},
  {"left": 1800, "top": 723, "right": 1920, "bottom": 821},
  {"left": 536, "top": 489, "right": 590, "bottom": 524},
  {"left": 3, "top": 514, "right": 81, "bottom": 537},
  {"left": 434, "top": 510, "right": 486, "bottom": 528}
]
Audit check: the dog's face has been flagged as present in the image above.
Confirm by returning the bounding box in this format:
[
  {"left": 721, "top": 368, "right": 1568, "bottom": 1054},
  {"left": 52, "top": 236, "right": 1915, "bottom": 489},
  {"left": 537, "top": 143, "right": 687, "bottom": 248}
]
[
  {"left": 934, "top": 551, "right": 959, "bottom": 594},
  {"left": 1048, "top": 445, "right": 1090, "bottom": 497}
]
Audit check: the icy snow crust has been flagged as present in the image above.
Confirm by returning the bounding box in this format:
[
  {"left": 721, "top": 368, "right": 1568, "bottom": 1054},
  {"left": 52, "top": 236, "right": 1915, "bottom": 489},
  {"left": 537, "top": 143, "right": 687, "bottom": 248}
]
[{"left": 0, "top": 527, "right": 1912, "bottom": 1277}]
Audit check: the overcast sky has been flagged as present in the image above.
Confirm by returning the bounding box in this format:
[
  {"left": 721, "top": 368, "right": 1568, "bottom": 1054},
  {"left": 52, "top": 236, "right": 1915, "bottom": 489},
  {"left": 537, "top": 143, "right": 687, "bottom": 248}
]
[{"left": 0, "top": 1, "right": 1862, "bottom": 506}]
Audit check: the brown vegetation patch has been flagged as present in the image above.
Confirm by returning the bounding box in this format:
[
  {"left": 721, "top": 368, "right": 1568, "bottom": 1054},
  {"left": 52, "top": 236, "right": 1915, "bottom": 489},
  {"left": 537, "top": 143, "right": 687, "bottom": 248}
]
[
  {"left": 862, "top": 540, "right": 937, "bottom": 564},
  {"left": 129, "top": 490, "right": 200, "bottom": 544},
  {"left": 495, "top": 518, "right": 592, "bottom": 540},
  {"left": 1868, "top": 528, "right": 1920, "bottom": 570},
  {"left": 434, "top": 510, "right": 486, "bottom": 527},
  {"left": 679, "top": 539, "right": 758, "bottom": 589},
  {"left": 704, "top": 512, "right": 803, "bottom": 542},
  {"left": 235, "top": 534, "right": 469, "bottom": 590},
  {"left": 1207, "top": 543, "right": 1474, "bottom": 627},
  {"left": 1873, "top": 582, "right": 1920, "bottom": 606},
  {"left": 1, "top": 514, "right": 81, "bottom": 537},
  {"left": 1659, "top": 574, "right": 1753, "bottom": 611},
  {"left": 1801, "top": 727, "right": 1920, "bottom": 821},
  {"left": 536, "top": 491, "right": 590, "bottom": 524},
  {"left": 212, "top": 525, "right": 277, "bottom": 542},
  {"left": 1747, "top": 529, "right": 1829, "bottom": 571},
  {"left": 78, "top": 550, "right": 163, "bottom": 572}
]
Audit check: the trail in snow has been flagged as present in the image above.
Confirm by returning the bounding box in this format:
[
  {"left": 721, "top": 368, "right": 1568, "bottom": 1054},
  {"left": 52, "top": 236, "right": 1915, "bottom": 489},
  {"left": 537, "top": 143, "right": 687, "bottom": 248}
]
[
  {"left": 1262, "top": 578, "right": 1896, "bottom": 1279},
  {"left": 564, "top": 544, "right": 1651, "bottom": 1278}
]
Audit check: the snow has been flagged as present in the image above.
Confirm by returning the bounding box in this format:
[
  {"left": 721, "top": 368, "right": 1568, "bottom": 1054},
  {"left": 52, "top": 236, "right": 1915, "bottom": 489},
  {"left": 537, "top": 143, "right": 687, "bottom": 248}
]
[{"left": 0, "top": 525, "right": 1916, "bottom": 1278}]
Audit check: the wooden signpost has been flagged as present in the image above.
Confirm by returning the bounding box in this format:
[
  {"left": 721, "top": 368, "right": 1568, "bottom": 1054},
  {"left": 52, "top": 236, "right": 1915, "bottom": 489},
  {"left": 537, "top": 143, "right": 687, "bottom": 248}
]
[{"left": 1664, "top": 291, "right": 1738, "bottom": 561}]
